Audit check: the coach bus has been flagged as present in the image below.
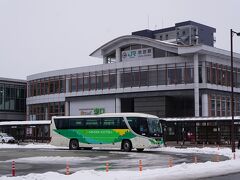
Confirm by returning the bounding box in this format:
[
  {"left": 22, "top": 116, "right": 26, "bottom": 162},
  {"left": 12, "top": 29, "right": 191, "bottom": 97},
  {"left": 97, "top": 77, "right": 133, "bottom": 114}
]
[{"left": 50, "top": 113, "right": 163, "bottom": 152}]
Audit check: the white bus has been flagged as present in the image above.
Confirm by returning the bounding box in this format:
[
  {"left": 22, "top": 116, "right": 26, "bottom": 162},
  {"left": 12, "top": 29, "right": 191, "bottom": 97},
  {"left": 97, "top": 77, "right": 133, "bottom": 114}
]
[{"left": 50, "top": 113, "right": 164, "bottom": 152}]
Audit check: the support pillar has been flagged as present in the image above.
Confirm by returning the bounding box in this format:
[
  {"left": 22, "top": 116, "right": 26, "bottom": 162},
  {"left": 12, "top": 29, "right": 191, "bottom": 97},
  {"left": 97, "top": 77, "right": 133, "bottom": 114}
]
[
  {"left": 103, "top": 56, "right": 108, "bottom": 64},
  {"left": 202, "top": 61, "right": 206, "bottom": 83},
  {"left": 115, "top": 98, "right": 121, "bottom": 113},
  {"left": 202, "top": 94, "right": 208, "bottom": 117},
  {"left": 116, "top": 48, "right": 121, "bottom": 62},
  {"left": 194, "top": 53, "right": 199, "bottom": 117},
  {"left": 65, "top": 101, "right": 70, "bottom": 116}
]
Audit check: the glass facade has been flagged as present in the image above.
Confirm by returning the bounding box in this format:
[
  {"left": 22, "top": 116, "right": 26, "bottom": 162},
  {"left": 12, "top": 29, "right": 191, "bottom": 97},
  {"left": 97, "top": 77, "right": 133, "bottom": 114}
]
[
  {"left": 0, "top": 83, "right": 26, "bottom": 112},
  {"left": 29, "top": 102, "right": 65, "bottom": 120},
  {"left": 28, "top": 63, "right": 194, "bottom": 97},
  {"left": 206, "top": 62, "right": 240, "bottom": 87},
  {"left": 28, "top": 76, "right": 66, "bottom": 97},
  {"left": 209, "top": 93, "right": 240, "bottom": 117}
]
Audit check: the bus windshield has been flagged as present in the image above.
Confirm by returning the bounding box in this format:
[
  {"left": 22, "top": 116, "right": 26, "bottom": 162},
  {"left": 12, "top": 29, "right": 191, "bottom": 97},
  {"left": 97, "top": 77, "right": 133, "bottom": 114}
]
[
  {"left": 126, "top": 117, "right": 162, "bottom": 137},
  {"left": 147, "top": 118, "right": 162, "bottom": 135}
]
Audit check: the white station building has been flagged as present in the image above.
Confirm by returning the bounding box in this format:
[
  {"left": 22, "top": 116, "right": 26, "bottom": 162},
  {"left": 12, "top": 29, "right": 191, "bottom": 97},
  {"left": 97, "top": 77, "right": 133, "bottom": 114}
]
[{"left": 26, "top": 21, "right": 240, "bottom": 121}]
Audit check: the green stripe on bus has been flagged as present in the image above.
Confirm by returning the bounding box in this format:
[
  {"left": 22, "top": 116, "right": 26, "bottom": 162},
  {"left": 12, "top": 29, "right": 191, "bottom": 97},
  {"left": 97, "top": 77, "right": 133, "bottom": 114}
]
[{"left": 54, "top": 129, "right": 136, "bottom": 144}]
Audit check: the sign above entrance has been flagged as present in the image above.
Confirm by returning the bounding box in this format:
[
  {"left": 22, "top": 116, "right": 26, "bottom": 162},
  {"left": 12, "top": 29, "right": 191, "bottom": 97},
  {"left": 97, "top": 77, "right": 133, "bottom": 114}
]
[
  {"left": 79, "top": 108, "right": 105, "bottom": 115},
  {"left": 122, "top": 48, "right": 153, "bottom": 61}
]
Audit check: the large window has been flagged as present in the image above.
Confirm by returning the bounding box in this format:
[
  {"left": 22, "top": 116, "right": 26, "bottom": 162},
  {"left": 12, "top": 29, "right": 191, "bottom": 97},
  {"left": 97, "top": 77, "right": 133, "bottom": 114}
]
[
  {"left": 85, "top": 118, "right": 100, "bottom": 129},
  {"left": 101, "top": 117, "right": 127, "bottom": 129},
  {"left": 69, "top": 118, "right": 85, "bottom": 129},
  {"left": 54, "top": 118, "right": 69, "bottom": 129},
  {"left": 0, "top": 83, "right": 26, "bottom": 112},
  {"left": 29, "top": 102, "right": 64, "bottom": 120}
]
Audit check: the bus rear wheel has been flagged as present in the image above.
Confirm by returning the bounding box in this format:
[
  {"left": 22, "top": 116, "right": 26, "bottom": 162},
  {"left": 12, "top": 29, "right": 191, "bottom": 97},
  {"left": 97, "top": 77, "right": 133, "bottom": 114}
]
[
  {"left": 69, "top": 139, "right": 79, "bottom": 150},
  {"left": 122, "top": 140, "right": 132, "bottom": 152}
]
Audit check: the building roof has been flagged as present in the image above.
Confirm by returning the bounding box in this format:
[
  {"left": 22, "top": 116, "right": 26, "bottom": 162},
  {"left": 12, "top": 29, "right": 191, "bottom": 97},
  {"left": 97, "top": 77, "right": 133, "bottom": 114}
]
[
  {"left": 163, "top": 116, "right": 240, "bottom": 122},
  {"left": 90, "top": 35, "right": 178, "bottom": 58},
  {"left": 0, "top": 77, "right": 26, "bottom": 84},
  {"left": 90, "top": 34, "right": 240, "bottom": 60}
]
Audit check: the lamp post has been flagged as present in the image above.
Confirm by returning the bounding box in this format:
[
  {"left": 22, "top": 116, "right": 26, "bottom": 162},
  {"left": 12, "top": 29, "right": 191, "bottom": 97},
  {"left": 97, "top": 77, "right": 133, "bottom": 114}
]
[{"left": 230, "top": 29, "right": 240, "bottom": 153}]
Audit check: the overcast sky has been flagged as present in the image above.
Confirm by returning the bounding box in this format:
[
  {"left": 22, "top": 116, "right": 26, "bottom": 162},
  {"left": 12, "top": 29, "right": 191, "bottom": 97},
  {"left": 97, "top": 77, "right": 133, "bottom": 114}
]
[{"left": 0, "top": 0, "right": 240, "bottom": 80}]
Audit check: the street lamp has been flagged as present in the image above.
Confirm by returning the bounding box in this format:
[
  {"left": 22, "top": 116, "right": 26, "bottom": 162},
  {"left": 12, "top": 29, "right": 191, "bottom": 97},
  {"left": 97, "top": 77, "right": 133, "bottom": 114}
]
[{"left": 230, "top": 29, "right": 240, "bottom": 153}]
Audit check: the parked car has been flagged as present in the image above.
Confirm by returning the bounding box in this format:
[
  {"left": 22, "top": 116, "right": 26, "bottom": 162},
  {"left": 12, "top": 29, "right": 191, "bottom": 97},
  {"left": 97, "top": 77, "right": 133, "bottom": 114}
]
[{"left": 0, "top": 133, "right": 15, "bottom": 143}]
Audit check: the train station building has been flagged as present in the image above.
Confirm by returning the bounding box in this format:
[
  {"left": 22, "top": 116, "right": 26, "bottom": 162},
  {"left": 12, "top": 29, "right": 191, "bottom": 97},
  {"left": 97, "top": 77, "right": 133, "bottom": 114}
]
[
  {"left": 23, "top": 21, "right": 240, "bottom": 145},
  {"left": 26, "top": 21, "right": 240, "bottom": 120}
]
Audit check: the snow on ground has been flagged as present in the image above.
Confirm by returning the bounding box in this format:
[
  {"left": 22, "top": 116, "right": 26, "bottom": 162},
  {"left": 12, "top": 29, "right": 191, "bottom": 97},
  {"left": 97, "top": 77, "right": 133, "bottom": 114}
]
[
  {"left": 0, "top": 143, "right": 240, "bottom": 180},
  {"left": 0, "top": 143, "right": 67, "bottom": 149},
  {"left": 0, "top": 156, "right": 94, "bottom": 164}
]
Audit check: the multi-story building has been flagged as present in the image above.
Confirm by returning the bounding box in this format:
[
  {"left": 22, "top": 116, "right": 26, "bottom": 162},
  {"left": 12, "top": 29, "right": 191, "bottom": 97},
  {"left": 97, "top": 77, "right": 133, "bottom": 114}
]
[
  {"left": 0, "top": 77, "right": 26, "bottom": 121},
  {"left": 26, "top": 21, "right": 240, "bottom": 121}
]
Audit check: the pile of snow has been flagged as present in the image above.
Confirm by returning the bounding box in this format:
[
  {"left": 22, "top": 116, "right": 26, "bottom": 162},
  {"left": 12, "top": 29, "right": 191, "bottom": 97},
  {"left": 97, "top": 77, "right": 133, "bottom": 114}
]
[
  {"left": 0, "top": 144, "right": 240, "bottom": 180},
  {"left": 156, "top": 146, "right": 235, "bottom": 159}
]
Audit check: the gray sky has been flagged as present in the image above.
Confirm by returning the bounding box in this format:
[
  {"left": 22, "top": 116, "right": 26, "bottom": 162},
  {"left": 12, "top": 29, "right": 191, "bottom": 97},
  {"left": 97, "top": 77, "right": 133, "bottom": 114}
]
[{"left": 0, "top": 0, "right": 240, "bottom": 80}]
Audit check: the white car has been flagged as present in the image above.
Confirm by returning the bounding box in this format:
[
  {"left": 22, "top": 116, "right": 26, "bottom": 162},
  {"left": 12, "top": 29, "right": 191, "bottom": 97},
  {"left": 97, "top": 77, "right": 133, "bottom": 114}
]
[{"left": 0, "top": 133, "right": 15, "bottom": 143}]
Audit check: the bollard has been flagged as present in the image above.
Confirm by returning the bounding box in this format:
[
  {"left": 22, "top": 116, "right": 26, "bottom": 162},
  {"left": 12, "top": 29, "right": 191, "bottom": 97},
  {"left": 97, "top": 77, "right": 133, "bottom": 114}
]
[
  {"left": 168, "top": 158, "right": 173, "bottom": 167},
  {"left": 12, "top": 161, "right": 15, "bottom": 177},
  {"left": 233, "top": 153, "right": 236, "bottom": 160},
  {"left": 106, "top": 162, "right": 109, "bottom": 172},
  {"left": 139, "top": 160, "right": 142, "bottom": 172},
  {"left": 194, "top": 156, "right": 197, "bottom": 164},
  {"left": 66, "top": 162, "right": 70, "bottom": 175},
  {"left": 217, "top": 145, "right": 220, "bottom": 150}
]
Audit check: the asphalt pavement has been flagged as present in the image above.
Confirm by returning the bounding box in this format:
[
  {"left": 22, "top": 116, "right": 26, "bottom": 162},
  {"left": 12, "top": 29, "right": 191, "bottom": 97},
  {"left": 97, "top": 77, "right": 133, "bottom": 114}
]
[{"left": 0, "top": 148, "right": 229, "bottom": 177}]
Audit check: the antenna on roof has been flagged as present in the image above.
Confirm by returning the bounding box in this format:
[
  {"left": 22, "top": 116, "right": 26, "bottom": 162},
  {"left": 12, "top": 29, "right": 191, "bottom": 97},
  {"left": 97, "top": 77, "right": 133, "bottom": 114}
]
[
  {"left": 162, "top": 18, "right": 164, "bottom": 29},
  {"left": 147, "top": 14, "right": 150, "bottom": 29}
]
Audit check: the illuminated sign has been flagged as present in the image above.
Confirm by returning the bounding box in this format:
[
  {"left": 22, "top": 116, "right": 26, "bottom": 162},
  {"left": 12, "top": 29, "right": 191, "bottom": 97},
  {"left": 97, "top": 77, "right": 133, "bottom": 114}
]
[{"left": 122, "top": 48, "right": 153, "bottom": 60}]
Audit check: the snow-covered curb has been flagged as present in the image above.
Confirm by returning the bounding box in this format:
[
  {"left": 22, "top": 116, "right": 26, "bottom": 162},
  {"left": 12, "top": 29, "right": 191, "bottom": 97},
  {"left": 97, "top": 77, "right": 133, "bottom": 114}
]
[{"left": 0, "top": 144, "right": 240, "bottom": 180}]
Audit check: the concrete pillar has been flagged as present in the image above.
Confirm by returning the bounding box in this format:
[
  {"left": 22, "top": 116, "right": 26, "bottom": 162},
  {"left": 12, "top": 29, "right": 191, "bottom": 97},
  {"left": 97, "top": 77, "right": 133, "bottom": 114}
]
[
  {"left": 26, "top": 105, "right": 30, "bottom": 121},
  {"left": 117, "top": 69, "right": 121, "bottom": 88},
  {"left": 65, "top": 101, "right": 70, "bottom": 116},
  {"left": 66, "top": 79, "right": 69, "bottom": 93},
  {"left": 116, "top": 48, "right": 121, "bottom": 62},
  {"left": 202, "top": 94, "right": 208, "bottom": 117},
  {"left": 45, "top": 106, "right": 48, "bottom": 120},
  {"left": 115, "top": 98, "right": 121, "bottom": 113},
  {"left": 194, "top": 53, "right": 199, "bottom": 117},
  {"left": 202, "top": 61, "right": 206, "bottom": 83},
  {"left": 103, "top": 56, "right": 108, "bottom": 64}
]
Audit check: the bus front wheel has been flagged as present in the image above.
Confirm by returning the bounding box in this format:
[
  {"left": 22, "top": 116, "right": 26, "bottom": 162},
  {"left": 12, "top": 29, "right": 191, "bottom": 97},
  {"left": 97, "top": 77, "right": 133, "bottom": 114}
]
[
  {"left": 122, "top": 140, "right": 132, "bottom": 152},
  {"left": 69, "top": 139, "right": 79, "bottom": 150}
]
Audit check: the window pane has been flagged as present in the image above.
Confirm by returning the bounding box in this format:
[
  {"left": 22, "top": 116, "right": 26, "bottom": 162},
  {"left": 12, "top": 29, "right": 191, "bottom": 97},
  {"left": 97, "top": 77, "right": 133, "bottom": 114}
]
[
  {"left": 69, "top": 118, "right": 85, "bottom": 129},
  {"left": 102, "top": 117, "right": 127, "bottom": 129},
  {"left": 85, "top": 118, "right": 100, "bottom": 129},
  {"left": 54, "top": 118, "right": 69, "bottom": 129}
]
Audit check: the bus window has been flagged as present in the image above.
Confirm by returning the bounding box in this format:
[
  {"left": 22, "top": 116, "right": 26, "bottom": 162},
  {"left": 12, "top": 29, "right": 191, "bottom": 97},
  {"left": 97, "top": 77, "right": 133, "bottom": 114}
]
[
  {"left": 127, "top": 117, "right": 162, "bottom": 137},
  {"left": 126, "top": 117, "right": 140, "bottom": 134},
  {"left": 85, "top": 118, "right": 100, "bottom": 129},
  {"left": 139, "top": 118, "right": 149, "bottom": 136},
  {"left": 147, "top": 118, "right": 162, "bottom": 136},
  {"left": 101, "top": 117, "right": 127, "bottom": 129},
  {"left": 54, "top": 118, "right": 69, "bottom": 129},
  {"left": 69, "top": 118, "right": 85, "bottom": 129}
]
